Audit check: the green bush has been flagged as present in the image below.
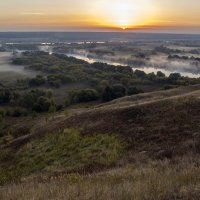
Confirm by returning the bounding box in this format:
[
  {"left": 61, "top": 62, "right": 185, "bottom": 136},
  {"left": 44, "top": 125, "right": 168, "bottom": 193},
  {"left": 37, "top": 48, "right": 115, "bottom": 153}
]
[
  {"left": 70, "top": 89, "right": 99, "bottom": 103},
  {"left": 21, "top": 89, "right": 45, "bottom": 108},
  {"left": 33, "top": 97, "right": 52, "bottom": 113},
  {"left": 102, "top": 86, "right": 115, "bottom": 102},
  {"left": 0, "top": 90, "right": 11, "bottom": 104},
  {"left": 102, "top": 85, "right": 126, "bottom": 102},
  {"left": 29, "top": 75, "right": 46, "bottom": 87},
  {"left": 112, "top": 84, "right": 126, "bottom": 99},
  {"left": 127, "top": 86, "right": 143, "bottom": 95}
]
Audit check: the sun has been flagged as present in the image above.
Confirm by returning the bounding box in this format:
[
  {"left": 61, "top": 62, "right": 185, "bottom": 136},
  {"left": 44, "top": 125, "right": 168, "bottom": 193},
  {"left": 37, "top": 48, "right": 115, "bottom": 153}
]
[{"left": 92, "top": 0, "right": 156, "bottom": 29}]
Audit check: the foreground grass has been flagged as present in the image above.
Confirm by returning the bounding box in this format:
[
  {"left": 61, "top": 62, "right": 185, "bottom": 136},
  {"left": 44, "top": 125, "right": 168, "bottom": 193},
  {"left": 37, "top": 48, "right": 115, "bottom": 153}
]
[
  {"left": 1, "top": 156, "right": 200, "bottom": 200},
  {"left": 0, "top": 129, "right": 125, "bottom": 185}
]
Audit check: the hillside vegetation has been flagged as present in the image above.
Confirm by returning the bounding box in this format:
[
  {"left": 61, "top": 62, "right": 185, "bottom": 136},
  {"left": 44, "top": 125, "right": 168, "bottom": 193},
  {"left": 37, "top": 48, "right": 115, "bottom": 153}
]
[{"left": 1, "top": 85, "right": 200, "bottom": 199}]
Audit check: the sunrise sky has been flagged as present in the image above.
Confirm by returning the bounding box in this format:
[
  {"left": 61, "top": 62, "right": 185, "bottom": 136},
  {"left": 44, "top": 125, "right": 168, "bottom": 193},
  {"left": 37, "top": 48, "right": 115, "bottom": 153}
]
[{"left": 0, "top": 0, "right": 200, "bottom": 33}]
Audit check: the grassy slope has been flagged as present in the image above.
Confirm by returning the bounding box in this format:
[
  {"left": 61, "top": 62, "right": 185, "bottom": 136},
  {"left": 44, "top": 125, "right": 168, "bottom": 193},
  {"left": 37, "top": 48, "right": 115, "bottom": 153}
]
[
  {"left": 4, "top": 84, "right": 200, "bottom": 154},
  {"left": 0, "top": 129, "right": 126, "bottom": 185},
  {"left": 1, "top": 85, "right": 200, "bottom": 199}
]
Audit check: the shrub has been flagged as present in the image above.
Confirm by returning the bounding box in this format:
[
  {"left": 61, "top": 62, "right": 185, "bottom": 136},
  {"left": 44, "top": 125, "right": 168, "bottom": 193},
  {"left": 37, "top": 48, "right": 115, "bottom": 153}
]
[
  {"left": 21, "top": 89, "right": 45, "bottom": 108},
  {"left": 33, "top": 97, "right": 52, "bottom": 113},
  {"left": 70, "top": 89, "right": 99, "bottom": 103},
  {"left": 12, "top": 109, "right": 24, "bottom": 117},
  {"left": 0, "top": 90, "right": 11, "bottom": 104},
  {"left": 112, "top": 84, "right": 126, "bottom": 99},
  {"left": 29, "top": 75, "right": 45, "bottom": 87},
  {"left": 134, "top": 70, "right": 146, "bottom": 78},
  {"left": 127, "top": 86, "right": 143, "bottom": 95},
  {"left": 102, "top": 86, "right": 115, "bottom": 102},
  {"left": 49, "top": 80, "right": 61, "bottom": 88},
  {"left": 168, "top": 73, "right": 181, "bottom": 84},
  {"left": 0, "top": 109, "right": 6, "bottom": 118},
  {"left": 56, "top": 104, "right": 63, "bottom": 111},
  {"left": 157, "top": 71, "right": 166, "bottom": 78}
]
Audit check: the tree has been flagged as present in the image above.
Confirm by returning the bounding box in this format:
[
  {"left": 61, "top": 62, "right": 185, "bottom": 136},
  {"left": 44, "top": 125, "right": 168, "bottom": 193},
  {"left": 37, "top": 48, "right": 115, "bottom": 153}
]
[
  {"left": 157, "top": 71, "right": 166, "bottom": 78},
  {"left": 46, "top": 89, "right": 53, "bottom": 99},
  {"left": 168, "top": 73, "right": 181, "bottom": 84},
  {"left": 48, "top": 105, "right": 56, "bottom": 114},
  {"left": 112, "top": 84, "right": 126, "bottom": 99},
  {"left": 134, "top": 70, "right": 146, "bottom": 78},
  {"left": 70, "top": 89, "right": 99, "bottom": 103},
  {"left": 102, "top": 86, "right": 115, "bottom": 102},
  {"left": 21, "top": 89, "right": 45, "bottom": 108},
  {"left": 29, "top": 75, "right": 45, "bottom": 87},
  {"left": 34, "top": 96, "right": 51, "bottom": 112},
  {"left": 0, "top": 90, "right": 11, "bottom": 104},
  {"left": 0, "top": 109, "right": 6, "bottom": 122},
  {"left": 127, "top": 87, "right": 143, "bottom": 96},
  {"left": 147, "top": 72, "right": 156, "bottom": 81}
]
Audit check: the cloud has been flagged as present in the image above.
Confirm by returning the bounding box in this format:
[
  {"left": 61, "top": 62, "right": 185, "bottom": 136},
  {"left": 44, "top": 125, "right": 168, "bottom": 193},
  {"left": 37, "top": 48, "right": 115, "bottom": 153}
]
[{"left": 20, "top": 12, "right": 45, "bottom": 16}]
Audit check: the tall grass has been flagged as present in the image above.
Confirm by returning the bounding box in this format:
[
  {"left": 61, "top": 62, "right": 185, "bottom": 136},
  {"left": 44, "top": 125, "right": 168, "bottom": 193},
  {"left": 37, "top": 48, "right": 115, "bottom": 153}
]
[{"left": 1, "top": 156, "right": 200, "bottom": 200}]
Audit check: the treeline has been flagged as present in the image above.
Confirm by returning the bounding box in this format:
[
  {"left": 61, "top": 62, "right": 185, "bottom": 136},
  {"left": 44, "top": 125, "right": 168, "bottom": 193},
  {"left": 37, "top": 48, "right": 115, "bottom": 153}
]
[
  {"left": 0, "top": 83, "right": 143, "bottom": 118},
  {"left": 154, "top": 46, "right": 182, "bottom": 54},
  {"left": 12, "top": 51, "right": 200, "bottom": 92},
  {"left": 168, "top": 54, "right": 200, "bottom": 62},
  {"left": 18, "top": 69, "right": 198, "bottom": 92},
  {"left": 3, "top": 51, "right": 199, "bottom": 118},
  {"left": 67, "top": 84, "right": 143, "bottom": 105},
  {"left": 14, "top": 52, "right": 200, "bottom": 90},
  {"left": 0, "top": 89, "right": 58, "bottom": 118}
]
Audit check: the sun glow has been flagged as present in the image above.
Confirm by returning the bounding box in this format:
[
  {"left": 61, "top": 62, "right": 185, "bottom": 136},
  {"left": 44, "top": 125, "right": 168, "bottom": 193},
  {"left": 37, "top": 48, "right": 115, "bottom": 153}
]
[{"left": 91, "top": 0, "right": 156, "bottom": 29}]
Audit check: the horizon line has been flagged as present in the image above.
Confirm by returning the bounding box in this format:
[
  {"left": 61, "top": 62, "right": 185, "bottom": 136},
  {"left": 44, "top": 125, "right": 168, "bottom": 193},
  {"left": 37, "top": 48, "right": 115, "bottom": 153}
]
[{"left": 0, "top": 31, "right": 200, "bottom": 36}]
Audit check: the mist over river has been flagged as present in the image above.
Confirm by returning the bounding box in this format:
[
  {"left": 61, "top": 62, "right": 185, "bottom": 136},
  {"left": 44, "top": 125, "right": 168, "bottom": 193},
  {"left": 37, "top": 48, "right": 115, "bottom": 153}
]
[
  {"left": 65, "top": 53, "right": 200, "bottom": 78},
  {"left": 0, "top": 52, "right": 36, "bottom": 83}
]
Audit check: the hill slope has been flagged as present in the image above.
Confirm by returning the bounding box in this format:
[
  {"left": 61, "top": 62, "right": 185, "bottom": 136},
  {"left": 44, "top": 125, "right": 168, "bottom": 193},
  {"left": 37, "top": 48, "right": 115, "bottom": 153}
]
[
  {"left": 2, "top": 85, "right": 200, "bottom": 199},
  {"left": 3, "top": 84, "right": 200, "bottom": 156}
]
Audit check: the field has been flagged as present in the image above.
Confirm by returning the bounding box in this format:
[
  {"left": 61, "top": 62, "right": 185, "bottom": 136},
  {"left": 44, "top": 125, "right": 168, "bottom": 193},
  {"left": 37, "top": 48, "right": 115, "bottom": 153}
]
[{"left": 1, "top": 38, "right": 200, "bottom": 199}]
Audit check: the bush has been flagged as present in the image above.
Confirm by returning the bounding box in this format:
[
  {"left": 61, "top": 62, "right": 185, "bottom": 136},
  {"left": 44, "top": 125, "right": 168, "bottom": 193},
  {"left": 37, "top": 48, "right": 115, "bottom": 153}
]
[
  {"left": 168, "top": 73, "right": 181, "bottom": 84},
  {"left": 112, "top": 84, "right": 126, "bottom": 99},
  {"left": 0, "top": 109, "right": 6, "bottom": 118},
  {"left": 102, "top": 84, "right": 126, "bottom": 102},
  {"left": 102, "top": 86, "right": 115, "bottom": 102},
  {"left": 0, "top": 90, "right": 11, "bottom": 104},
  {"left": 65, "top": 99, "right": 71, "bottom": 107},
  {"left": 70, "top": 89, "right": 99, "bottom": 103},
  {"left": 49, "top": 80, "right": 61, "bottom": 88},
  {"left": 29, "top": 75, "right": 45, "bottom": 87},
  {"left": 127, "top": 87, "right": 143, "bottom": 95},
  {"left": 56, "top": 104, "right": 63, "bottom": 111},
  {"left": 134, "top": 70, "right": 146, "bottom": 78},
  {"left": 157, "top": 71, "right": 166, "bottom": 78},
  {"left": 21, "top": 89, "right": 45, "bottom": 108},
  {"left": 21, "top": 89, "right": 56, "bottom": 113},
  {"left": 12, "top": 109, "right": 24, "bottom": 117},
  {"left": 33, "top": 97, "right": 52, "bottom": 113}
]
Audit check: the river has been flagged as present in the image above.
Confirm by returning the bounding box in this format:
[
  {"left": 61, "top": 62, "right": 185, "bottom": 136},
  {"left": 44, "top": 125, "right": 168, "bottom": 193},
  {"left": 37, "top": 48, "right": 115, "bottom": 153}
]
[{"left": 65, "top": 53, "right": 200, "bottom": 78}]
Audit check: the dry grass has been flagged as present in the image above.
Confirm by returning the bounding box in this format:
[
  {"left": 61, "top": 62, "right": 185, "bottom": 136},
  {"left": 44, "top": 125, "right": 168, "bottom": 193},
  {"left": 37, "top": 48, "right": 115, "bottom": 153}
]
[
  {"left": 2, "top": 85, "right": 200, "bottom": 199},
  {"left": 1, "top": 155, "right": 200, "bottom": 200}
]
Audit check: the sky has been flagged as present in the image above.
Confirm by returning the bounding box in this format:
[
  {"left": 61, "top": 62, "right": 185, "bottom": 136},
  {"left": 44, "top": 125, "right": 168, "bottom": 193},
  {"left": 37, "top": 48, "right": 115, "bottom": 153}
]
[{"left": 0, "top": 0, "right": 200, "bottom": 33}]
